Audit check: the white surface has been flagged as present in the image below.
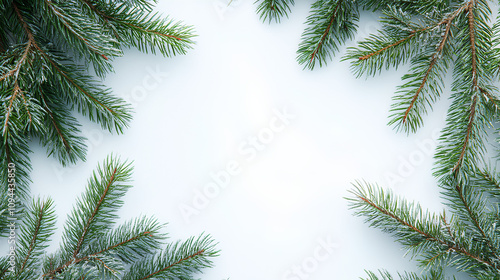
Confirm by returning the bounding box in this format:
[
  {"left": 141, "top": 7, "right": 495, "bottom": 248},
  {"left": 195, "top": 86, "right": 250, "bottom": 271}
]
[{"left": 28, "top": 1, "right": 458, "bottom": 279}]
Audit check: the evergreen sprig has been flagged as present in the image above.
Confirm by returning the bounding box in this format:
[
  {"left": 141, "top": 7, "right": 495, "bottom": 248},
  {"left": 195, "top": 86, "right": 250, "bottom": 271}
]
[
  {"left": 255, "top": 0, "right": 295, "bottom": 23},
  {"left": 349, "top": 164, "right": 500, "bottom": 278},
  {"left": 362, "top": 268, "right": 454, "bottom": 280},
  {"left": 0, "top": 156, "right": 217, "bottom": 279},
  {"left": 257, "top": 0, "right": 500, "bottom": 182},
  {"left": 0, "top": 0, "right": 194, "bottom": 199},
  {"left": 256, "top": 0, "right": 500, "bottom": 278},
  {"left": 298, "top": 0, "right": 359, "bottom": 70}
]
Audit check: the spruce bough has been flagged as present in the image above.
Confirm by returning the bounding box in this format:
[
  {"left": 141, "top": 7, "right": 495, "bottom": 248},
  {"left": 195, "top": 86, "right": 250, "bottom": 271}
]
[
  {"left": 256, "top": 0, "right": 500, "bottom": 278},
  {"left": 1, "top": 156, "right": 218, "bottom": 279},
  {"left": 0, "top": 0, "right": 194, "bottom": 198}
]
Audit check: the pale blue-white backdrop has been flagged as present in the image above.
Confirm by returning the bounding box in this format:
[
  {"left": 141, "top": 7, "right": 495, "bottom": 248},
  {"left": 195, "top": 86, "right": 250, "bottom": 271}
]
[{"left": 27, "top": 0, "right": 456, "bottom": 279}]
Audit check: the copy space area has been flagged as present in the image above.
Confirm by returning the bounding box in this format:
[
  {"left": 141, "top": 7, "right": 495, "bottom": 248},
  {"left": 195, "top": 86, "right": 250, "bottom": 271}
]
[{"left": 29, "top": 1, "right": 453, "bottom": 279}]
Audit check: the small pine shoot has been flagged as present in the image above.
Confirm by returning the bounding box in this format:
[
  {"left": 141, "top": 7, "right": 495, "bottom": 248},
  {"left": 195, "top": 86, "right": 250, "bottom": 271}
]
[
  {"left": 257, "top": 0, "right": 500, "bottom": 278},
  {"left": 0, "top": 155, "right": 217, "bottom": 279},
  {"left": 255, "top": 0, "right": 295, "bottom": 23},
  {"left": 0, "top": 0, "right": 195, "bottom": 198}
]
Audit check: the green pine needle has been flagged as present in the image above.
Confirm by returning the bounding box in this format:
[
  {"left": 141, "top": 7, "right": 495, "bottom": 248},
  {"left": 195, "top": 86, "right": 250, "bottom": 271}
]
[
  {"left": 0, "top": 156, "right": 218, "bottom": 279},
  {"left": 0, "top": 0, "right": 195, "bottom": 198}
]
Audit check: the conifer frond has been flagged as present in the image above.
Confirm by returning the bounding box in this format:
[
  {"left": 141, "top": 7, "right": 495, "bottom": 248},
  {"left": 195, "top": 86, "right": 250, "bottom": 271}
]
[
  {"left": 58, "top": 156, "right": 132, "bottom": 265},
  {"left": 84, "top": 1, "right": 195, "bottom": 57},
  {"left": 474, "top": 164, "right": 500, "bottom": 199},
  {"left": 37, "top": 93, "right": 87, "bottom": 167},
  {"left": 0, "top": 0, "right": 194, "bottom": 196},
  {"left": 86, "top": 216, "right": 165, "bottom": 264},
  {"left": 348, "top": 182, "right": 450, "bottom": 258},
  {"left": 0, "top": 198, "right": 11, "bottom": 238},
  {"left": 349, "top": 171, "right": 500, "bottom": 277},
  {"left": 255, "top": 0, "right": 295, "bottom": 23},
  {"left": 122, "top": 234, "right": 219, "bottom": 280},
  {"left": 359, "top": 0, "right": 452, "bottom": 14},
  {"left": 433, "top": 0, "right": 498, "bottom": 183},
  {"left": 344, "top": 6, "right": 447, "bottom": 77},
  {"left": 0, "top": 258, "right": 12, "bottom": 279},
  {"left": 15, "top": 198, "right": 56, "bottom": 279},
  {"left": 33, "top": 0, "right": 121, "bottom": 77},
  {"left": 297, "top": 0, "right": 359, "bottom": 70},
  {"left": 39, "top": 48, "right": 133, "bottom": 134},
  {"left": 387, "top": 20, "right": 453, "bottom": 133},
  {"left": 361, "top": 268, "right": 453, "bottom": 280},
  {"left": 31, "top": 156, "right": 218, "bottom": 279},
  {"left": 0, "top": 127, "right": 32, "bottom": 200}
]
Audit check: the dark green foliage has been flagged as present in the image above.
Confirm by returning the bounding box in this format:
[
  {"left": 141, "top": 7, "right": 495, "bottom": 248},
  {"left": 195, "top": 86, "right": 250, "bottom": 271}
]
[
  {"left": 348, "top": 164, "right": 500, "bottom": 278},
  {"left": 0, "top": 0, "right": 194, "bottom": 198},
  {"left": 256, "top": 1, "right": 500, "bottom": 171},
  {"left": 298, "top": 0, "right": 359, "bottom": 70},
  {"left": 361, "top": 268, "right": 454, "bottom": 280},
  {"left": 255, "top": 0, "right": 295, "bottom": 23},
  {"left": 256, "top": 0, "right": 500, "bottom": 278},
  {"left": 0, "top": 156, "right": 217, "bottom": 279}
]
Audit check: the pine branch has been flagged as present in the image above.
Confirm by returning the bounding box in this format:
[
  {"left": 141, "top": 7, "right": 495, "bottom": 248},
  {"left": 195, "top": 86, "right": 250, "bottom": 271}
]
[
  {"left": 348, "top": 182, "right": 500, "bottom": 273},
  {"left": 255, "top": 0, "right": 295, "bottom": 23},
  {"left": 15, "top": 198, "right": 56, "bottom": 279},
  {"left": 122, "top": 234, "right": 219, "bottom": 280},
  {"left": 41, "top": 156, "right": 132, "bottom": 278},
  {"left": 84, "top": 1, "right": 195, "bottom": 57},
  {"left": 474, "top": 165, "right": 500, "bottom": 199},
  {"left": 388, "top": 17, "right": 453, "bottom": 133},
  {"left": 297, "top": 0, "right": 359, "bottom": 70},
  {"left": 358, "top": 0, "right": 452, "bottom": 14},
  {"left": 361, "top": 268, "right": 452, "bottom": 280},
  {"left": 1, "top": 156, "right": 218, "bottom": 279},
  {"left": 434, "top": 0, "right": 497, "bottom": 185},
  {"left": 84, "top": 216, "right": 165, "bottom": 264},
  {"left": 0, "top": 0, "right": 194, "bottom": 198},
  {"left": 34, "top": 0, "right": 121, "bottom": 77},
  {"left": 344, "top": 6, "right": 457, "bottom": 77},
  {"left": 37, "top": 92, "right": 87, "bottom": 166}
]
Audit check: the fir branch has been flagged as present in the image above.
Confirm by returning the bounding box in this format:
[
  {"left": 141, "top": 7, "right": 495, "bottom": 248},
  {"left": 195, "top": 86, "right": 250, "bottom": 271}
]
[
  {"left": 0, "top": 0, "right": 193, "bottom": 196},
  {"left": 434, "top": 0, "right": 496, "bottom": 184},
  {"left": 256, "top": 0, "right": 295, "bottom": 23},
  {"left": 16, "top": 198, "right": 56, "bottom": 278},
  {"left": 122, "top": 234, "right": 219, "bottom": 280},
  {"left": 297, "top": 0, "right": 359, "bottom": 69},
  {"left": 83, "top": 1, "right": 195, "bottom": 57},
  {"left": 38, "top": 91, "right": 87, "bottom": 167},
  {"left": 35, "top": 0, "right": 120, "bottom": 76},
  {"left": 362, "top": 268, "right": 452, "bottom": 280},
  {"left": 0, "top": 41, "right": 31, "bottom": 83},
  {"left": 348, "top": 182, "right": 498, "bottom": 271},
  {"left": 18, "top": 156, "right": 218, "bottom": 279},
  {"left": 388, "top": 19, "right": 453, "bottom": 133},
  {"left": 43, "top": 156, "right": 133, "bottom": 278},
  {"left": 468, "top": 0, "right": 478, "bottom": 89},
  {"left": 476, "top": 166, "right": 500, "bottom": 197},
  {"left": 83, "top": 216, "right": 165, "bottom": 264}
]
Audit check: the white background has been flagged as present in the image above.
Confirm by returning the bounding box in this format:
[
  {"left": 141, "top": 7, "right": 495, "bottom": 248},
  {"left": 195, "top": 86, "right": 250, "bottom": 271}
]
[{"left": 27, "top": 0, "right": 467, "bottom": 279}]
